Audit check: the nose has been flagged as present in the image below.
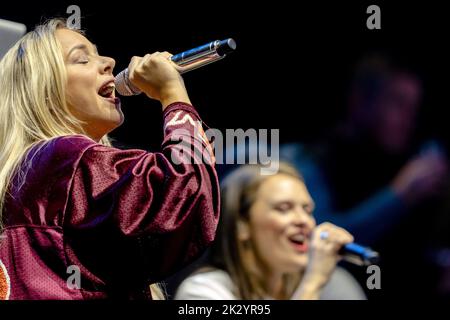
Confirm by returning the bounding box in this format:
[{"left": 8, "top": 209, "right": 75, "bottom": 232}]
[
  {"left": 292, "top": 207, "right": 314, "bottom": 227},
  {"left": 100, "top": 56, "right": 115, "bottom": 74}
]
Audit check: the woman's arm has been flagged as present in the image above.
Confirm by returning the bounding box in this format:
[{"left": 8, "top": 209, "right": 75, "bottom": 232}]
[{"left": 62, "top": 102, "right": 219, "bottom": 285}]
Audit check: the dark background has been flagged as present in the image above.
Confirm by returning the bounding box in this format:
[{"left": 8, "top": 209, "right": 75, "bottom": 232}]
[
  {"left": 2, "top": 1, "right": 449, "bottom": 149},
  {"left": 2, "top": 1, "right": 450, "bottom": 300}
]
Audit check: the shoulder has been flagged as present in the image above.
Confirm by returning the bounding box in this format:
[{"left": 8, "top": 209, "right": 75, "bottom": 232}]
[
  {"left": 14, "top": 135, "right": 102, "bottom": 191},
  {"left": 26, "top": 135, "right": 141, "bottom": 171},
  {"left": 5, "top": 135, "right": 102, "bottom": 225},
  {"left": 27, "top": 134, "right": 98, "bottom": 163},
  {"left": 174, "top": 269, "right": 237, "bottom": 300},
  {"left": 40, "top": 134, "right": 98, "bottom": 155}
]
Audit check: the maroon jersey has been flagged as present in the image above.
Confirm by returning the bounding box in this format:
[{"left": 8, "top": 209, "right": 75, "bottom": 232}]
[{"left": 0, "top": 102, "right": 220, "bottom": 299}]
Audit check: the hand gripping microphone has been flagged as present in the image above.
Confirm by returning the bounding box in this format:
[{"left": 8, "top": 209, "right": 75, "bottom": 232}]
[
  {"left": 339, "top": 243, "right": 380, "bottom": 266},
  {"left": 320, "top": 231, "right": 380, "bottom": 266},
  {"left": 115, "top": 38, "right": 236, "bottom": 96}
]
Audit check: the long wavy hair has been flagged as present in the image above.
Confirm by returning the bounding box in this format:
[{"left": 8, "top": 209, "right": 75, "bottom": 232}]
[
  {"left": 0, "top": 18, "right": 112, "bottom": 229},
  {"left": 207, "top": 163, "right": 305, "bottom": 299},
  {"left": 0, "top": 19, "right": 165, "bottom": 299}
]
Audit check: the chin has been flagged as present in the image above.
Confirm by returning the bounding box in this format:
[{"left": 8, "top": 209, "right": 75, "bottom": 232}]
[
  {"left": 277, "top": 255, "right": 308, "bottom": 274},
  {"left": 104, "top": 108, "right": 125, "bottom": 128},
  {"left": 290, "top": 254, "right": 309, "bottom": 270},
  {"left": 110, "top": 113, "right": 124, "bottom": 127},
  {"left": 106, "top": 119, "right": 123, "bottom": 133},
  {"left": 92, "top": 117, "right": 123, "bottom": 139}
]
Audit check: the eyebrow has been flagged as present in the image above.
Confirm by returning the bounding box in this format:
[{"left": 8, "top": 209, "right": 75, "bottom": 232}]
[{"left": 67, "top": 43, "right": 99, "bottom": 57}]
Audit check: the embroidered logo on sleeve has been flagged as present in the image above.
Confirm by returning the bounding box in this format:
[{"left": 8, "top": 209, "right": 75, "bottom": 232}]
[
  {"left": 165, "top": 111, "right": 197, "bottom": 128},
  {"left": 166, "top": 110, "right": 216, "bottom": 165},
  {"left": 0, "top": 259, "right": 10, "bottom": 300},
  {"left": 195, "top": 124, "right": 216, "bottom": 165}
]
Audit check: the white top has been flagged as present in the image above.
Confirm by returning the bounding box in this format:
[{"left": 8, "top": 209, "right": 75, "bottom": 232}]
[{"left": 174, "top": 266, "right": 367, "bottom": 300}]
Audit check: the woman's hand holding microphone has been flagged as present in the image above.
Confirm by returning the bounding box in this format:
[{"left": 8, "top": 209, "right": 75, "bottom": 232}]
[
  {"left": 126, "top": 51, "right": 191, "bottom": 109},
  {"left": 295, "top": 222, "right": 354, "bottom": 299}
]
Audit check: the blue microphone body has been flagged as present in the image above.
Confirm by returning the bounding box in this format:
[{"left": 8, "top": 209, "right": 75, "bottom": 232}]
[
  {"left": 171, "top": 41, "right": 221, "bottom": 63},
  {"left": 115, "top": 38, "right": 236, "bottom": 96},
  {"left": 340, "top": 243, "right": 380, "bottom": 266}
]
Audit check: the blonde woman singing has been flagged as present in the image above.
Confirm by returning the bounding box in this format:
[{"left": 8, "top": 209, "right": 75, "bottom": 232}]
[{"left": 0, "top": 19, "right": 219, "bottom": 300}]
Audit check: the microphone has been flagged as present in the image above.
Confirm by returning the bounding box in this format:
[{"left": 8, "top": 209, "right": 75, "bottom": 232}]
[
  {"left": 115, "top": 38, "right": 236, "bottom": 96},
  {"left": 339, "top": 243, "right": 380, "bottom": 266},
  {"left": 320, "top": 231, "right": 379, "bottom": 266}
]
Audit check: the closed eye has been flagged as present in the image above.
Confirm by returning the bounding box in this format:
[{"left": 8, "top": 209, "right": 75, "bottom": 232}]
[
  {"left": 67, "top": 43, "right": 97, "bottom": 64},
  {"left": 274, "top": 202, "right": 294, "bottom": 213}
]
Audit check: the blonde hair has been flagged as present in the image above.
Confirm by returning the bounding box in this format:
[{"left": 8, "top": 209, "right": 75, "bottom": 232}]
[
  {"left": 208, "top": 163, "right": 304, "bottom": 299},
  {"left": 0, "top": 19, "right": 164, "bottom": 299},
  {"left": 0, "top": 18, "right": 111, "bottom": 229}
]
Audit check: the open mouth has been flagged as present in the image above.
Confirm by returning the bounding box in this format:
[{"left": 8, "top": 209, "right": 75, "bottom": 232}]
[
  {"left": 288, "top": 234, "right": 309, "bottom": 253},
  {"left": 98, "top": 82, "right": 116, "bottom": 102}
]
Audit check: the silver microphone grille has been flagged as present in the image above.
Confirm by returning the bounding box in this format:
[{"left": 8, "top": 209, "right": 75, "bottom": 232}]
[{"left": 115, "top": 68, "right": 142, "bottom": 96}]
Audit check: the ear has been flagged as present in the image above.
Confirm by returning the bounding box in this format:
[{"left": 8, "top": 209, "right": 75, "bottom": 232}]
[{"left": 237, "top": 220, "right": 250, "bottom": 241}]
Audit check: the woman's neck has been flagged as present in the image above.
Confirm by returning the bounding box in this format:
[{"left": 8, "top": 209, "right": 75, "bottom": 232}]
[
  {"left": 266, "top": 272, "right": 284, "bottom": 299},
  {"left": 242, "top": 248, "right": 289, "bottom": 299}
]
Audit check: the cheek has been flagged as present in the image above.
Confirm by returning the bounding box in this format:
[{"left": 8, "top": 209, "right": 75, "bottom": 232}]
[
  {"left": 251, "top": 214, "right": 288, "bottom": 241},
  {"left": 66, "top": 69, "right": 97, "bottom": 105}
]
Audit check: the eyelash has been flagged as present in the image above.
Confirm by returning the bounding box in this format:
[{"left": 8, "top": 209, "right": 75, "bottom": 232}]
[
  {"left": 275, "top": 204, "right": 314, "bottom": 215},
  {"left": 275, "top": 204, "right": 292, "bottom": 212}
]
